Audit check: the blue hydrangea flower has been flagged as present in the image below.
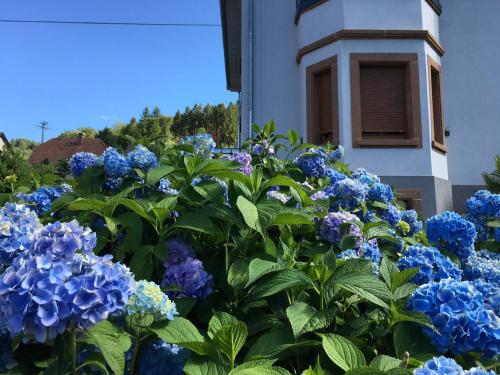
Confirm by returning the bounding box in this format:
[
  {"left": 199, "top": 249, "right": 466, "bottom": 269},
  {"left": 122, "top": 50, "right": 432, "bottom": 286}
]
[
  {"left": 159, "top": 178, "right": 179, "bottom": 196},
  {"left": 338, "top": 240, "right": 382, "bottom": 274},
  {"left": 325, "top": 168, "right": 347, "bottom": 185},
  {"left": 466, "top": 190, "right": 500, "bottom": 218},
  {"left": 126, "top": 280, "right": 177, "bottom": 321},
  {"left": 223, "top": 151, "right": 253, "bottom": 175},
  {"left": 320, "top": 211, "right": 362, "bottom": 244},
  {"left": 400, "top": 209, "right": 423, "bottom": 235},
  {"left": 425, "top": 212, "right": 477, "bottom": 262},
  {"left": 377, "top": 204, "right": 402, "bottom": 227},
  {"left": 494, "top": 227, "right": 500, "bottom": 242},
  {"left": 69, "top": 152, "right": 101, "bottom": 177},
  {"left": 0, "top": 203, "right": 42, "bottom": 266},
  {"left": 137, "top": 340, "right": 189, "bottom": 375},
  {"left": 368, "top": 183, "right": 394, "bottom": 204},
  {"left": 413, "top": 356, "right": 465, "bottom": 375},
  {"left": 162, "top": 257, "right": 213, "bottom": 300},
  {"left": 331, "top": 178, "right": 368, "bottom": 210},
  {"left": 180, "top": 134, "right": 216, "bottom": 158},
  {"left": 464, "top": 215, "right": 491, "bottom": 242},
  {"left": 127, "top": 145, "right": 158, "bottom": 171},
  {"left": 465, "top": 368, "right": 496, "bottom": 375},
  {"left": 408, "top": 279, "right": 500, "bottom": 357},
  {"left": 351, "top": 168, "right": 380, "bottom": 186},
  {"left": 16, "top": 184, "right": 72, "bottom": 215},
  {"left": 0, "top": 219, "right": 135, "bottom": 342},
  {"left": 398, "top": 246, "right": 461, "bottom": 285},
  {"left": 295, "top": 150, "right": 327, "bottom": 178},
  {"left": 102, "top": 147, "right": 131, "bottom": 179},
  {"left": 327, "top": 146, "right": 344, "bottom": 161}
]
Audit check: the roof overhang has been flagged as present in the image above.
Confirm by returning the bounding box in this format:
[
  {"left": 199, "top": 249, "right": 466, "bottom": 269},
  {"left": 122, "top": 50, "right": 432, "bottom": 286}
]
[
  {"left": 220, "top": 0, "right": 241, "bottom": 92},
  {"left": 0, "top": 132, "right": 9, "bottom": 147}
]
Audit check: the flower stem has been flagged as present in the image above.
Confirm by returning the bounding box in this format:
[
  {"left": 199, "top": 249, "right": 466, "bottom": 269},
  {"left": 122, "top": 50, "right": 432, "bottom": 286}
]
[
  {"left": 70, "top": 328, "right": 77, "bottom": 374},
  {"left": 129, "top": 336, "right": 141, "bottom": 375}
]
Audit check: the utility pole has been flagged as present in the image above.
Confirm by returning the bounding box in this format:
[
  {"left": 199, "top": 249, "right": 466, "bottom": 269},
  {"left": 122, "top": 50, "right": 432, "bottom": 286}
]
[{"left": 37, "top": 121, "right": 49, "bottom": 143}]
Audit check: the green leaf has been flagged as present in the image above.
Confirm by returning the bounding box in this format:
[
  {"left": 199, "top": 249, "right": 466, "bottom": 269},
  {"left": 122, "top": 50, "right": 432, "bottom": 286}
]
[
  {"left": 370, "top": 355, "right": 402, "bottom": 371},
  {"left": 379, "top": 258, "right": 399, "bottom": 289},
  {"left": 393, "top": 283, "right": 418, "bottom": 301},
  {"left": 183, "top": 354, "right": 230, "bottom": 375},
  {"left": 250, "top": 269, "right": 313, "bottom": 300},
  {"left": 80, "top": 321, "right": 131, "bottom": 375},
  {"left": 129, "top": 246, "right": 153, "bottom": 280},
  {"left": 146, "top": 165, "right": 175, "bottom": 185},
  {"left": 151, "top": 318, "right": 216, "bottom": 357},
  {"left": 246, "top": 258, "right": 286, "bottom": 286},
  {"left": 229, "top": 366, "right": 291, "bottom": 375},
  {"left": 393, "top": 322, "right": 438, "bottom": 359},
  {"left": 169, "top": 212, "right": 218, "bottom": 234},
  {"left": 336, "top": 273, "right": 392, "bottom": 308},
  {"left": 391, "top": 268, "right": 419, "bottom": 291},
  {"left": 208, "top": 311, "right": 239, "bottom": 339},
  {"left": 237, "top": 196, "right": 261, "bottom": 232},
  {"left": 487, "top": 219, "right": 500, "bottom": 228},
  {"left": 322, "top": 334, "right": 366, "bottom": 372},
  {"left": 271, "top": 209, "right": 314, "bottom": 225},
  {"left": 344, "top": 368, "right": 385, "bottom": 375},
  {"left": 228, "top": 259, "right": 249, "bottom": 290},
  {"left": 213, "top": 321, "right": 248, "bottom": 365},
  {"left": 391, "top": 309, "right": 435, "bottom": 331},
  {"left": 286, "top": 302, "right": 317, "bottom": 338},
  {"left": 117, "top": 198, "right": 154, "bottom": 224},
  {"left": 340, "top": 235, "right": 357, "bottom": 251}
]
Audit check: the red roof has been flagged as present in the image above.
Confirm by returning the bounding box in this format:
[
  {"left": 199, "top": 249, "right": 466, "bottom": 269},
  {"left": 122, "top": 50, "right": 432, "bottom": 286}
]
[{"left": 29, "top": 136, "right": 107, "bottom": 164}]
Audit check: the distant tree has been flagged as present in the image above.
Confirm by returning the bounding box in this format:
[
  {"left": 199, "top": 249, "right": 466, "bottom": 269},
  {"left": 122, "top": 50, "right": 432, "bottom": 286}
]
[
  {"left": 57, "top": 127, "right": 97, "bottom": 139},
  {"left": 482, "top": 155, "right": 500, "bottom": 193},
  {"left": 0, "top": 148, "right": 33, "bottom": 192},
  {"left": 97, "top": 127, "right": 119, "bottom": 148}
]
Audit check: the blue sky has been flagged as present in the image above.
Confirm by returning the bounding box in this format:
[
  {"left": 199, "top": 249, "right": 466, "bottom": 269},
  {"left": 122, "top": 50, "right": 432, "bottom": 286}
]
[{"left": 0, "top": 0, "right": 237, "bottom": 141}]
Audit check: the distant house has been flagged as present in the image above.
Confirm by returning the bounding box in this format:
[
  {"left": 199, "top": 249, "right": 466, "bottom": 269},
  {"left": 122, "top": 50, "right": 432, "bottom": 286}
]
[
  {"left": 0, "top": 132, "right": 9, "bottom": 150},
  {"left": 29, "top": 135, "right": 106, "bottom": 164},
  {"left": 220, "top": 0, "right": 500, "bottom": 216}
]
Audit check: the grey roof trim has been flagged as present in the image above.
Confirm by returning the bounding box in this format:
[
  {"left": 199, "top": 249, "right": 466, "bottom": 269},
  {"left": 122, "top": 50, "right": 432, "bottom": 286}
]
[{"left": 220, "top": 0, "right": 241, "bottom": 92}]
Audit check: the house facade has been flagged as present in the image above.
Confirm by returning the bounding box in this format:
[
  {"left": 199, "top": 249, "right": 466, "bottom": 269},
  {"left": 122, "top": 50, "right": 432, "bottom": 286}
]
[
  {"left": 0, "top": 132, "right": 9, "bottom": 151},
  {"left": 29, "top": 135, "right": 107, "bottom": 164},
  {"left": 220, "top": 0, "right": 500, "bottom": 217}
]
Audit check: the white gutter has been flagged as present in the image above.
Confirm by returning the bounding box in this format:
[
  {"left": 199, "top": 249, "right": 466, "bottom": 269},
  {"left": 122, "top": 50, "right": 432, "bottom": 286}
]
[{"left": 247, "top": 0, "right": 254, "bottom": 139}]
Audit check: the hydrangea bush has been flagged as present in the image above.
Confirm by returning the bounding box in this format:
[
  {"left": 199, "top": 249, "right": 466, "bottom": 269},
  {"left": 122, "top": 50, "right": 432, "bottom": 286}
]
[{"left": 0, "top": 123, "right": 498, "bottom": 375}]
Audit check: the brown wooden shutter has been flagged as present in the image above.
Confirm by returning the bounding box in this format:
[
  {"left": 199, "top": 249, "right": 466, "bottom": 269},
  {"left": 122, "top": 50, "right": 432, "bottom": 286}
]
[
  {"left": 359, "top": 64, "right": 408, "bottom": 137},
  {"left": 307, "top": 56, "right": 339, "bottom": 145},
  {"left": 430, "top": 67, "right": 444, "bottom": 144}
]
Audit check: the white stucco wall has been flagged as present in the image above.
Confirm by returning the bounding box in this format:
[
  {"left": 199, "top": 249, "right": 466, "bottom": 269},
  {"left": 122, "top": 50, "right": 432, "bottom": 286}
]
[{"left": 440, "top": 0, "right": 500, "bottom": 185}]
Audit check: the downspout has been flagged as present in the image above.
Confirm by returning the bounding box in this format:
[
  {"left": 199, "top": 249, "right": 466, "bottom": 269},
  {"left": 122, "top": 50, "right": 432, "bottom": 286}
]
[{"left": 247, "top": 0, "right": 254, "bottom": 139}]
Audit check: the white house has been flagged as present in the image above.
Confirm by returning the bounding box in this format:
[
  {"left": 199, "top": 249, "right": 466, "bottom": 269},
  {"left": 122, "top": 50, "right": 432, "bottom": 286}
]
[{"left": 220, "top": 0, "right": 500, "bottom": 217}]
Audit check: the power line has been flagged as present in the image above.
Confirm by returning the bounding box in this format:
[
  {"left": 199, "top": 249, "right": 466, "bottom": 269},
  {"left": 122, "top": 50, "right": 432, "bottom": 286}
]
[{"left": 0, "top": 19, "right": 221, "bottom": 27}]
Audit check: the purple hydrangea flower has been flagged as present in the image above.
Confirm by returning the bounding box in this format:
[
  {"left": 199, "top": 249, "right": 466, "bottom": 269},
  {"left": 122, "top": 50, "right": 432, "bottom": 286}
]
[
  {"left": 408, "top": 279, "right": 500, "bottom": 358},
  {"left": 127, "top": 145, "right": 158, "bottom": 171},
  {"left": 397, "top": 246, "right": 461, "bottom": 285},
  {"left": 69, "top": 152, "right": 101, "bottom": 177},
  {"left": 320, "top": 211, "right": 362, "bottom": 244},
  {"left": 166, "top": 239, "right": 196, "bottom": 265},
  {"left": 425, "top": 212, "right": 477, "bottom": 262},
  {"left": 223, "top": 151, "right": 253, "bottom": 175}
]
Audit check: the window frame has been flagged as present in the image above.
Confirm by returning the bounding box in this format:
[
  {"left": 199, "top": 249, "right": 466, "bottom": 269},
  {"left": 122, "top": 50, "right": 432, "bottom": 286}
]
[
  {"left": 396, "top": 188, "right": 422, "bottom": 214},
  {"left": 306, "top": 55, "right": 340, "bottom": 145},
  {"left": 350, "top": 53, "right": 423, "bottom": 148},
  {"left": 428, "top": 56, "right": 447, "bottom": 154}
]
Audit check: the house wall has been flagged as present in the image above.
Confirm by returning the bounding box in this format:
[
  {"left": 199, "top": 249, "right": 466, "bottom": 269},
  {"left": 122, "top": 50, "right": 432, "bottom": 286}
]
[
  {"left": 0, "top": 137, "right": 5, "bottom": 151},
  {"left": 440, "top": 0, "right": 500, "bottom": 188}
]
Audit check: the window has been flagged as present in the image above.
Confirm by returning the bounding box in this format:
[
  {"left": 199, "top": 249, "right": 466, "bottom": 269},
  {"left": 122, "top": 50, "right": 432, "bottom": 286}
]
[
  {"left": 428, "top": 56, "right": 447, "bottom": 153},
  {"left": 350, "top": 53, "right": 422, "bottom": 148},
  {"left": 396, "top": 189, "right": 422, "bottom": 214},
  {"left": 306, "top": 56, "right": 339, "bottom": 145}
]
